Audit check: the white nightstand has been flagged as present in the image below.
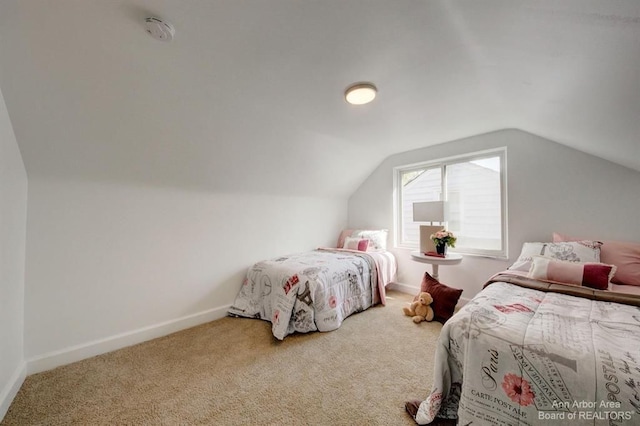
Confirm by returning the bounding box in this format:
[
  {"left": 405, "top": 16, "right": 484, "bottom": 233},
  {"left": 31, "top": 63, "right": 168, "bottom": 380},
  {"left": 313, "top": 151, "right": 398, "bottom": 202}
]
[{"left": 410, "top": 251, "right": 463, "bottom": 280}]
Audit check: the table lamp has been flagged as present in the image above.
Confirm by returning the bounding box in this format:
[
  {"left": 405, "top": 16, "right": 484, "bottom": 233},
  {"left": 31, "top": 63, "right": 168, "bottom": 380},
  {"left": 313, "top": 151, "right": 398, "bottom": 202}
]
[{"left": 413, "top": 201, "right": 445, "bottom": 254}]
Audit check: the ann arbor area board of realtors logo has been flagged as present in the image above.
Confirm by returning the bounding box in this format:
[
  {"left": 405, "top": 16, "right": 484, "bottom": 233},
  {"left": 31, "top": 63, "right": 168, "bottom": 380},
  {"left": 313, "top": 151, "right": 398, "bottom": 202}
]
[{"left": 539, "top": 400, "right": 634, "bottom": 422}]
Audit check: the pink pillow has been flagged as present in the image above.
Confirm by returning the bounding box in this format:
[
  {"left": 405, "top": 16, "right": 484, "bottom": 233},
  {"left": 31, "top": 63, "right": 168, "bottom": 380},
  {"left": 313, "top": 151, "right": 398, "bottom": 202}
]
[
  {"left": 337, "top": 230, "right": 354, "bottom": 249},
  {"left": 528, "top": 256, "right": 616, "bottom": 290},
  {"left": 343, "top": 237, "right": 369, "bottom": 252},
  {"left": 553, "top": 233, "right": 640, "bottom": 286}
]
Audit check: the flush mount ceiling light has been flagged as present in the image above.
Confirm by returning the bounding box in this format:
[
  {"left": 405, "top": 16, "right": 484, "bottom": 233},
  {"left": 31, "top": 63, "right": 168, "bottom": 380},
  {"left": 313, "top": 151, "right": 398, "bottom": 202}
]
[{"left": 344, "top": 82, "right": 377, "bottom": 105}]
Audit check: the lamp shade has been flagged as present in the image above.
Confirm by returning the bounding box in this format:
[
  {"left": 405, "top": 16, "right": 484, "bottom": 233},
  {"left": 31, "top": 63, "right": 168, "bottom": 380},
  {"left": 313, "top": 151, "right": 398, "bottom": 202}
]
[{"left": 413, "top": 201, "right": 444, "bottom": 223}]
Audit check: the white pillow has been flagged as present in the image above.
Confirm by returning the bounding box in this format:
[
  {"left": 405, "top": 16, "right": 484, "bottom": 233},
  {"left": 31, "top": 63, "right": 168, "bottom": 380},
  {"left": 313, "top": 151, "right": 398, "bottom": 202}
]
[
  {"left": 508, "top": 241, "right": 602, "bottom": 272},
  {"left": 351, "top": 229, "right": 388, "bottom": 251}
]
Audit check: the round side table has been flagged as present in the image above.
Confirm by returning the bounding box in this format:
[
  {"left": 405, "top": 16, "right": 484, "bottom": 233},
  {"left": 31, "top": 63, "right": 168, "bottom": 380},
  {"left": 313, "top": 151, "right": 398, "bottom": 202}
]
[{"left": 410, "top": 251, "right": 463, "bottom": 280}]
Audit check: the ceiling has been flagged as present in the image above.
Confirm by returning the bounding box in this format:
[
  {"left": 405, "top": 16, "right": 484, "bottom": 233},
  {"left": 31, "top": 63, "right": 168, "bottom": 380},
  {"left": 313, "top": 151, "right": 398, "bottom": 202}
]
[{"left": 0, "top": 0, "right": 638, "bottom": 197}]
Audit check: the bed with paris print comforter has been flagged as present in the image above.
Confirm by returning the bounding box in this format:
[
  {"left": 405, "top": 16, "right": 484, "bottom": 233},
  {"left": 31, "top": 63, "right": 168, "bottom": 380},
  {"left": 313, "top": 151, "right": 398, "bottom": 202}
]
[
  {"left": 228, "top": 248, "right": 396, "bottom": 340},
  {"left": 415, "top": 272, "right": 640, "bottom": 425}
]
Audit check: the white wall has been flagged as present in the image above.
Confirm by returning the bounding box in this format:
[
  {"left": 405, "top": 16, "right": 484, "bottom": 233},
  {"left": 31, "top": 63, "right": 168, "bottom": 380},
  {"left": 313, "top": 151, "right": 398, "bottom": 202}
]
[
  {"left": 24, "top": 179, "right": 346, "bottom": 371},
  {"left": 348, "top": 129, "right": 640, "bottom": 299},
  {"left": 0, "top": 88, "right": 27, "bottom": 418}
]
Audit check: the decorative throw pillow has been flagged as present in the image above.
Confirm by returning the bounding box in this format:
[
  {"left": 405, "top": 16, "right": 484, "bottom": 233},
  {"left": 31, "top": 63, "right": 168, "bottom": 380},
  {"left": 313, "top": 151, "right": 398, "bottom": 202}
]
[
  {"left": 342, "top": 237, "right": 370, "bottom": 252},
  {"left": 508, "top": 241, "right": 602, "bottom": 272},
  {"left": 600, "top": 241, "right": 640, "bottom": 286},
  {"left": 528, "top": 256, "right": 616, "bottom": 291},
  {"left": 508, "top": 242, "right": 547, "bottom": 271},
  {"left": 336, "top": 229, "right": 354, "bottom": 249},
  {"left": 553, "top": 233, "right": 640, "bottom": 286},
  {"left": 416, "top": 272, "right": 463, "bottom": 323},
  {"left": 351, "top": 229, "right": 388, "bottom": 251},
  {"left": 337, "top": 229, "right": 388, "bottom": 251}
]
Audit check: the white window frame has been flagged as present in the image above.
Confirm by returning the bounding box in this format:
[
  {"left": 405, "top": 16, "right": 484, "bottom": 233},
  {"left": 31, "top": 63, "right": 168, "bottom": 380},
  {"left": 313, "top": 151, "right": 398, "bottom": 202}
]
[{"left": 393, "top": 147, "right": 508, "bottom": 258}]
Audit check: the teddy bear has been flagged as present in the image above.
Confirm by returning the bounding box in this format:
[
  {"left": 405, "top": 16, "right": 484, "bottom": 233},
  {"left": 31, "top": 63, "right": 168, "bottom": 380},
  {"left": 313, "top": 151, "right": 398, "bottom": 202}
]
[{"left": 403, "top": 292, "right": 435, "bottom": 323}]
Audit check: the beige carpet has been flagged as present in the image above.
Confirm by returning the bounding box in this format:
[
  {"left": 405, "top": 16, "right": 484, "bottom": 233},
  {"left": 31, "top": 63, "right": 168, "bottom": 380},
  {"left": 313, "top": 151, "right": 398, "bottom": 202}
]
[{"left": 3, "top": 291, "right": 443, "bottom": 425}]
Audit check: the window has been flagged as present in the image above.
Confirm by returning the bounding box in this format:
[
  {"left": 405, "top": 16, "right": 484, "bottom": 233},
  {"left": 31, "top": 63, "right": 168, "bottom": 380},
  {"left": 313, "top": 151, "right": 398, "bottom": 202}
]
[{"left": 394, "top": 148, "right": 507, "bottom": 258}]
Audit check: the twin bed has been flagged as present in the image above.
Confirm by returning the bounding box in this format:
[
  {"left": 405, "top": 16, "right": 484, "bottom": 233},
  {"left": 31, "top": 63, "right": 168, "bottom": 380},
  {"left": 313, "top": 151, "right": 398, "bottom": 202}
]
[
  {"left": 228, "top": 229, "right": 396, "bottom": 340},
  {"left": 414, "top": 236, "right": 640, "bottom": 425}
]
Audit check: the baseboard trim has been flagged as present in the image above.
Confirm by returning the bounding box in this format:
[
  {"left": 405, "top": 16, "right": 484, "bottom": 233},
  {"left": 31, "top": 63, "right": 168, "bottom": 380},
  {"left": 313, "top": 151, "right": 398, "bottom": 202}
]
[
  {"left": 0, "top": 361, "right": 26, "bottom": 421},
  {"left": 27, "top": 304, "right": 232, "bottom": 375},
  {"left": 387, "top": 281, "right": 417, "bottom": 295}
]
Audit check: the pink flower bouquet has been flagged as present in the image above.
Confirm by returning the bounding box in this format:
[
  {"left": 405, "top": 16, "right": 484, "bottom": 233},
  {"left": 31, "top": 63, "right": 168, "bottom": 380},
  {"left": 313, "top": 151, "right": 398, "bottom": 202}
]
[{"left": 430, "top": 230, "right": 457, "bottom": 248}]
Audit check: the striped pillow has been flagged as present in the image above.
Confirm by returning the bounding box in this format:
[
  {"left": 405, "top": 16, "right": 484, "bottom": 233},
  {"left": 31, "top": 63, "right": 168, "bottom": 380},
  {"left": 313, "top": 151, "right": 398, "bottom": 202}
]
[
  {"left": 343, "top": 237, "right": 370, "bottom": 252},
  {"left": 528, "top": 256, "right": 616, "bottom": 290}
]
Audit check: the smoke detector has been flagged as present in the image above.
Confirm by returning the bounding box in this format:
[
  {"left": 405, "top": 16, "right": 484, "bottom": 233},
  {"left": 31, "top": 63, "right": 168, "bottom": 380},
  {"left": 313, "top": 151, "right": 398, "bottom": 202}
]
[{"left": 144, "top": 17, "right": 175, "bottom": 42}]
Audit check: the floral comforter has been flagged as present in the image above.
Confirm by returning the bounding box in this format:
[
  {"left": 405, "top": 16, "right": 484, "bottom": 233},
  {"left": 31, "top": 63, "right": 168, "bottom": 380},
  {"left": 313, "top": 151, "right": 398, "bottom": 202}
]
[
  {"left": 416, "top": 274, "right": 640, "bottom": 425},
  {"left": 228, "top": 249, "right": 393, "bottom": 340}
]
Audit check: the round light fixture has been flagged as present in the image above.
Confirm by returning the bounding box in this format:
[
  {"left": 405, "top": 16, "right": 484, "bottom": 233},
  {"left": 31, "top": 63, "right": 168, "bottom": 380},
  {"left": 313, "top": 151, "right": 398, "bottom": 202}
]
[{"left": 344, "top": 82, "right": 377, "bottom": 105}]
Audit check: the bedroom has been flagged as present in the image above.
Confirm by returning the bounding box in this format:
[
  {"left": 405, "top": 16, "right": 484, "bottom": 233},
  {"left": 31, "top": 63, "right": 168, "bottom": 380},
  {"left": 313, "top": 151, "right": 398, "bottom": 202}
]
[{"left": 1, "top": 1, "right": 640, "bottom": 424}]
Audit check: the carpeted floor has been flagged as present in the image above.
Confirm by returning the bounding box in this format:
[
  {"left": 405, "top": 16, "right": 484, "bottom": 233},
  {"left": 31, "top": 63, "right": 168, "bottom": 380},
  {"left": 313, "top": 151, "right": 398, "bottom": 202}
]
[{"left": 2, "top": 290, "right": 443, "bottom": 425}]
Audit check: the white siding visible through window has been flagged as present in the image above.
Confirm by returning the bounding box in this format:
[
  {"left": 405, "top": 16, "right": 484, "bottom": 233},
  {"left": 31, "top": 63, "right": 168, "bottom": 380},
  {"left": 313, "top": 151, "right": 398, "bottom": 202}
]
[
  {"left": 447, "top": 160, "right": 502, "bottom": 251},
  {"left": 401, "top": 168, "right": 441, "bottom": 243},
  {"left": 396, "top": 149, "right": 506, "bottom": 257}
]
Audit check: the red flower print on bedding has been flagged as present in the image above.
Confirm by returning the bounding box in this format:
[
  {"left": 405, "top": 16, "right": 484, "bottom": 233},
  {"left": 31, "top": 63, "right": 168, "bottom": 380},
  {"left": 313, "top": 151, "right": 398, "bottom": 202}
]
[
  {"left": 283, "top": 274, "right": 300, "bottom": 295},
  {"left": 428, "top": 392, "right": 442, "bottom": 418},
  {"left": 273, "top": 310, "right": 280, "bottom": 325},
  {"left": 502, "top": 373, "right": 535, "bottom": 406},
  {"left": 493, "top": 303, "right": 533, "bottom": 314},
  {"left": 328, "top": 295, "right": 337, "bottom": 309}
]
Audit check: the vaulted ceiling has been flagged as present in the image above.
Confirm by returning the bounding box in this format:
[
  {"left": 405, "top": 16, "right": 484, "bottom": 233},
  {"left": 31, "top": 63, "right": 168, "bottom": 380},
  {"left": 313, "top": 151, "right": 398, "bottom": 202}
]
[{"left": 1, "top": 1, "right": 638, "bottom": 197}]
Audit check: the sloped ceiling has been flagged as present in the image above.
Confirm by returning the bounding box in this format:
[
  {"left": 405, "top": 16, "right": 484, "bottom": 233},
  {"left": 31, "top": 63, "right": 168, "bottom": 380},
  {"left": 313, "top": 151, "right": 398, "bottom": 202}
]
[{"left": 0, "top": 1, "right": 638, "bottom": 197}]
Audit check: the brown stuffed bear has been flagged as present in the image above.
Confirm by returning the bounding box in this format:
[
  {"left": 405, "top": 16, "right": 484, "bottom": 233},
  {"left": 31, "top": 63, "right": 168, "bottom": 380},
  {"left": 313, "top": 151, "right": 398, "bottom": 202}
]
[{"left": 403, "top": 292, "right": 435, "bottom": 323}]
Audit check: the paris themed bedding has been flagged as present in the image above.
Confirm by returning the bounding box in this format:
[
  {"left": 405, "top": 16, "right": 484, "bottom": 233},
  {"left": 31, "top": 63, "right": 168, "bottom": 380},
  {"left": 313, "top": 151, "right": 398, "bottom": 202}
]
[
  {"left": 415, "top": 272, "right": 640, "bottom": 425},
  {"left": 228, "top": 248, "right": 396, "bottom": 340}
]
